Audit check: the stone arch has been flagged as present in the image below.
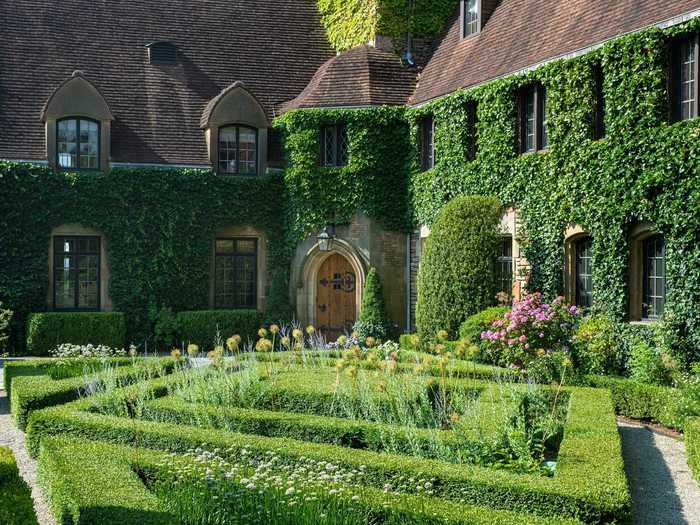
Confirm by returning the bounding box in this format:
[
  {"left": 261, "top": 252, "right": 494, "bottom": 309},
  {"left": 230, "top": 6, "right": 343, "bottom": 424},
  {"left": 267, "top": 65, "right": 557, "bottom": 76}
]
[
  {"left": 295, "top": 238, "right": 368, "bottom": 328},
  {"left": 41, "top": 72, "right": 113, "bottom": 171}
]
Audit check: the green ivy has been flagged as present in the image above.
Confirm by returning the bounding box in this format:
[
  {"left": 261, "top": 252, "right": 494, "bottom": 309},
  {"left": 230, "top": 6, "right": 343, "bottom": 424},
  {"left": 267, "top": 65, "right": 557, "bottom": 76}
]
[
  {"left": 317, "top": 0, "right": 458, "bottom": 51},
  {"left": 409, "top": 20, "right": 700, "bottom": 364}
]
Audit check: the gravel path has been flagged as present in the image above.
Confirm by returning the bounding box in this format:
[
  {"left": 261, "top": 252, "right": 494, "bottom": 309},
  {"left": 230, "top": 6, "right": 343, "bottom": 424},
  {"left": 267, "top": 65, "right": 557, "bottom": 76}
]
[
  {"left": 0, "top": 391, "right": 57, "bottom": 525},
  {"left": 619, "top": 420, "right": 700, "bottom": 525}
]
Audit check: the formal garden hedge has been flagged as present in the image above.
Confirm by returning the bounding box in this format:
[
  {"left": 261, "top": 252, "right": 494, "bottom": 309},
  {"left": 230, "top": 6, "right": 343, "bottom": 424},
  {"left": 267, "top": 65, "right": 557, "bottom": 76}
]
[
  {"left": 0, "top": 446, "right": 38, "bottom": 525},
  {"left": 25, "top": 363, "right": 631, "bottom": 524},
  {"left": 26, "top": 312, "right": 126, "bottom": 356},
  {"left": 39, "top": 436, "right": 582, "bottom": 525},
  {"left": 173, "top": 309, "right": 263, "bottom": 348},
  {"left": 687, "top": 417, "right": 700, "bottom": 483}
]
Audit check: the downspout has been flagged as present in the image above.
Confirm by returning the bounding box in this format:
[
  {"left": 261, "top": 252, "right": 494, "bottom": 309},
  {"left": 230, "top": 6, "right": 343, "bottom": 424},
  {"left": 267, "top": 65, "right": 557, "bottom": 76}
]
[{"left": 402, "top": 0, "right": 415, "bottom": 65}]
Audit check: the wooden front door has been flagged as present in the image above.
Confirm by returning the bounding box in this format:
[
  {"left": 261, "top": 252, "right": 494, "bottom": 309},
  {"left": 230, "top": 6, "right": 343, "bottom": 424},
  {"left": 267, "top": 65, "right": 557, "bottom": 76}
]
[{"left": 316, "top": 253, "right": 357, "bottom": 341}]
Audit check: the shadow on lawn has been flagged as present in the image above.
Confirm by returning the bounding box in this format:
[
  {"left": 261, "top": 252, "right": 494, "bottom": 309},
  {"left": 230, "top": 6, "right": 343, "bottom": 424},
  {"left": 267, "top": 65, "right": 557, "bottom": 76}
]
[{"left": 619, "top": 423, "right": 688, "bottom": 525}]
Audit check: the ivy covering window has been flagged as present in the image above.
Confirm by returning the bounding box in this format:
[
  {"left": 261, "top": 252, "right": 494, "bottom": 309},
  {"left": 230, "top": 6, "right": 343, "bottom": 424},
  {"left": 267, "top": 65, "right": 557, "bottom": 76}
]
[
  {"left": 57, "top": 118, "right": 99, "bottom": 169},
  {"left": 642, "top": 234, "right": 666, "bottom": 320},
  {"left": 496, "top": 237, "right": 513, "bottom": 299},
  {"left": 592, "top": 65, "right": 606, "bottom": 139},
  {"left": 575, "top": 237, "right": 593, "bottom": 308},
  {"left": 420, "top": 116, "right": 436, "bottom": 170},
  {"left": 465, "top": 101, "right": 478, "bottom": 161},
  {"left": 218, "top": 125, "right": 258, "bottom": 175},
  {"left": 215, "top": 238, "right": 257, "bottom": 309},
  {"left": 461, "top": 0, "right": 479, "bottom": 37},
  {"left": 320, "top": 124, "right": 348, "bottom": 167},
  {"left": 520, "top": 85, "right": 548, "bottom": 153},
  {"left": 53, "top": 236, "right": 100, "bottom": 310},
  {"left": 671, "top": 34, "right": 699, "bottom": 121}
]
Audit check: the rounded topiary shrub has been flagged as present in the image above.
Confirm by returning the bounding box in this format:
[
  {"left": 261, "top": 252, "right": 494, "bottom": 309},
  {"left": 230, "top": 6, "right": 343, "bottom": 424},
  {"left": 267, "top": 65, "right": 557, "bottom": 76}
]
[
  {"left": 416, "top": 195, "right": 502, "bottom": 340},
  {"left": 353, "top": 267, "right": 392, "bottom": 341},
  {"left": 459, "top": 306, "right": 511, "bottom": 343}
]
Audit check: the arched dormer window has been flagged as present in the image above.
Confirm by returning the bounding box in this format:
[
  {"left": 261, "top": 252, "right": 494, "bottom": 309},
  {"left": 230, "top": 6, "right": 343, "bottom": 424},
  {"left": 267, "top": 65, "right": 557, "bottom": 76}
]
[
  {"left": 56, "top": 118, "right": 100, "bottom": 170},
  {"left": 42, "top": 71, "right": 113, "bottom": 172},
  {"left": 218, "top": 125, "right": 258, "bottom": 175},
  {"left": 201, "top": 82, "right": 269, "bottom": 176}
]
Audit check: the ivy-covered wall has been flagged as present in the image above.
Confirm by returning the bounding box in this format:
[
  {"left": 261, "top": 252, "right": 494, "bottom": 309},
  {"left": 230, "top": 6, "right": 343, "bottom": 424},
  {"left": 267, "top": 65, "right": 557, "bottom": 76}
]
[
  {"left": 409, "top": 20, "right": 700, "bottom": 363},
  {"left": 317, "top": 0, "right": 458, "bottom": 51}
]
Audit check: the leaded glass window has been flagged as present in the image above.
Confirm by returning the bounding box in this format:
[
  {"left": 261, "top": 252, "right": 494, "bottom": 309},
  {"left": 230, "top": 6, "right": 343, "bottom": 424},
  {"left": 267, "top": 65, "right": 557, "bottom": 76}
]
[
  {"left": 462, "top": 0, "right": 479, "bottom": 37},
  {"left": 496, "top": 237, "right": 513, "bottom": 299},
  {"left": 53, "top": 236, "right": 100, "bottom": 310},
  {"left": 642, "top": 235, "right": 666, "bottom": 320},
  {"left": 421, "top": 116, "right": 435, "bottom": 170},
  {"left": 215, "top": 238, "right": 258, "bottom": 309},
  {"left": 320, "top": 124, "right": 348, "bottom": 167},
  {"left": 57, "top": 118, "right": 99, "bottom": 169},
  {"left": 575, "top": 237, "right": 593, "bottom": 308},
  {"left": 218, "top": 125, "right": 258, "bottom": 175}
]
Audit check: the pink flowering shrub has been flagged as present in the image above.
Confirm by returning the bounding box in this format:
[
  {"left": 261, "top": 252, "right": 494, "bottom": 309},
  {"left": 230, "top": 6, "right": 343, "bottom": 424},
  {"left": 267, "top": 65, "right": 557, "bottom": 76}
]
[{"left": 481, "top": 292, "right": 581, "bottom": 380}]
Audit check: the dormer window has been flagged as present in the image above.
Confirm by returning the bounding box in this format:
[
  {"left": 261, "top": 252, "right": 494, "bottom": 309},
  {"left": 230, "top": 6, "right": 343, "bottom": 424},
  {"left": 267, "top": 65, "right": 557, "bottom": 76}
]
[
  {"left": 218, "top": 125, "right": 258, "bottom": 175},
  {"left": 462, "top": 0, "right": 480, "bottom": 37}
]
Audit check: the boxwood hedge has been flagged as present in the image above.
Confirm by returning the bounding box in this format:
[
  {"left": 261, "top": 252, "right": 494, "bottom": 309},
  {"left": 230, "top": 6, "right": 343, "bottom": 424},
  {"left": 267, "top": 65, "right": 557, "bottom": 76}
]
[
  {"left": 687, "top": 417, "right": 700, "bottom": 483},
  {"left": 26, "top": 387, "right": 630, "bottom": 523},
  {"left": 26, "top": 312, "right": 126, "bottom": 356},
  {"left": 11, "top": 357, "right": 176, "bottom": 430},
  {"left": 38, "top": 436, "right": 582, "bottom": 525},
  {"left": 175, "top": 309, "right": 262, "bottom": 349},
  {"left": 0, "top": 446, "right": 38, "bottom": 525}
]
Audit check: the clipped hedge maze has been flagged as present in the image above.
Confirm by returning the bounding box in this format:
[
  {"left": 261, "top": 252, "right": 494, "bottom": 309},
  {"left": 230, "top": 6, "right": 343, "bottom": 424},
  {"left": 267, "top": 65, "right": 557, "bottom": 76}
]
[{"left": 24, "top": 361, "right": 632, "bottom": 524}]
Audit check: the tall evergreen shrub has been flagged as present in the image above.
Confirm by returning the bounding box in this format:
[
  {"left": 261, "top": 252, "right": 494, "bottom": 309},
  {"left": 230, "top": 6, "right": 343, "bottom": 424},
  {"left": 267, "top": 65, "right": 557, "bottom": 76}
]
[
  {"left": 416, "top": 195, "right": 502, "bottom": 340},
  {"left": 353, "top": 267, "right": 392, "bottom": 340}
]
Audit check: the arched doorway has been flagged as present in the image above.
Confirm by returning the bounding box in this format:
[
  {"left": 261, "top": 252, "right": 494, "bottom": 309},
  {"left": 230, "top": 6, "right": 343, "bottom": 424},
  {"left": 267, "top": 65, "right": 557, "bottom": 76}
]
[{"left": 316, "top": 253, "right": 357, "bottom": 340}]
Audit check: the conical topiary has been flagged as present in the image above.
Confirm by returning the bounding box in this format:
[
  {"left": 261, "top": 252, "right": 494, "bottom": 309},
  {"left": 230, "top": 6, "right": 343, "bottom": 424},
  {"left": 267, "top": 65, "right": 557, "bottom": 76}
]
[{"left": 353, "top": 267, "right": 392, "bottom": 341}]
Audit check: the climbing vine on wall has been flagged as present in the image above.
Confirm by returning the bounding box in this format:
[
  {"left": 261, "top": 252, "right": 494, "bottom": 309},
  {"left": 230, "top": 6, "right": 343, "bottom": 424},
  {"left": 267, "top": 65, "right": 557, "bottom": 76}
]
[{"left": 409, "top": 19, "right": 700, "bottom": 363}]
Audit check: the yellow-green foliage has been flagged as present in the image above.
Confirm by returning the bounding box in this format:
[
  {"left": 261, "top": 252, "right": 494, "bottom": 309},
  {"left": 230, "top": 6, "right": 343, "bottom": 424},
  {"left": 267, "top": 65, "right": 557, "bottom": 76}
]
[{"left": 317, "top": 0, "right": 378, "bottom": 51}]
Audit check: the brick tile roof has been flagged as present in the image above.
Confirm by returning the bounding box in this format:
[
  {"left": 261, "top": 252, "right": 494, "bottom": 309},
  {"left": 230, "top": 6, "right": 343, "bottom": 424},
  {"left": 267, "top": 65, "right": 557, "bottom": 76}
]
[
  {"left": 281, "top": 45, "right": 417, "bottom": 112},
  {"left": 0, "top": 0, "right": 334, "bottom": 165},
  {"left": 412, "top": 0, "right": 700, "bottom": 105}
]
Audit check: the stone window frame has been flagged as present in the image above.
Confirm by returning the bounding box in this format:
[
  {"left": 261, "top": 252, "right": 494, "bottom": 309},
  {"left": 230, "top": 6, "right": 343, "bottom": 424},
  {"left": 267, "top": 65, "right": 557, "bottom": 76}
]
[
  {"left": 209, "top": 226, "right": 268, "bottom": 312},
  {"left": 628, "top": 223, "right": 667, "bottom": 322},
  {"left": 669, "top": 32, "right": 699, "bottom": 122},
  {"left": 48, "top": 224, "right": 112, "bottom": 312},
  {"left": 201, "top": 82, "right": 270, "bottom": 177},
  {"left": 41, "top": 72, "right": 113, "bottom": 172}
]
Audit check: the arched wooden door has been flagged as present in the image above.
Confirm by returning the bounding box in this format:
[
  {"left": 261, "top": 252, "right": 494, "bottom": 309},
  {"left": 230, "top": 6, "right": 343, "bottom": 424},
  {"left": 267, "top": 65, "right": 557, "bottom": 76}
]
[{"left": 316, "top": 253, "right": 357, "bottom": 341}]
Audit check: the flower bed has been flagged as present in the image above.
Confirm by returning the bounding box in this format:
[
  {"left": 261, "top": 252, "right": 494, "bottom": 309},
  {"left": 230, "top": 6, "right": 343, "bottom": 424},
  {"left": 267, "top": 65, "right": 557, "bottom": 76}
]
[
  {"left": 10, "top": 357, "right": 177, "bottom": 429},
  {"left": 38, "top": 436, "right": 582, "bottom": 525},
  {"left": 26, "top": 369, "right": 630, "bottom": 523}
]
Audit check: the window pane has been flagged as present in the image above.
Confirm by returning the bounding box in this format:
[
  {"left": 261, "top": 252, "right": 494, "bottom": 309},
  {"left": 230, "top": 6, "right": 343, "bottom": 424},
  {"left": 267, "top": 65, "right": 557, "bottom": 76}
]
[
  {"left": 235, "top": 256, "right": 256, "bottom": 308},
  {"left": 338, "top": 125, "right": 348, "bottom": 166},
  {"left": 79, "top": 120, "right": 99, "bottom": 169},
  {"left": 53, "top": 236, "right": 101, "bottom": 309},
  {"left": 464, "top": 0, "right": 479, "bottom": 36},
  {"left": 218, "top": 127, "right": 238, "bottom": 173},
  {"left": 54, "top": 256, "right": 76, "bottom": 309},
  {"left": 541, "top": 88, "right": 549, "bottom": 149},
  {"left": 216, "top": 239, "right": 235, "bottom": 254},
  {"left": 236, "top": 239, "right": 257, "bottom": 254},
  {"left": 643, "top": 235, "right": 666, "bottom": 319},
  {"left": 523, "top": 89, "right": 536, "bottom": 152},
  {"left": 575, "top": 237, "right": 593, "bottom": 308},
  {"left": 214, "top": 238, "right": 258, "bottom": 309},
  {"left": 680, "top": 39, "right": 696, "bottom": 120},
  {"left": 215, "top": 255, "right": 235, "bottom": 308},
  {"left": 323, "top": 126, "right": 337, "bottom": 166},
  {"left": 496, "top": 237, "right": 513, "bottom": 299},
  {"left": 239, "top": 127, "right": 257, "bottom": 174},
  {"left": 57, "top": 119, "right": 77, "bottom": 168},
  {"left": 78, "top": 255, "right": 99, "bottom": 308}
]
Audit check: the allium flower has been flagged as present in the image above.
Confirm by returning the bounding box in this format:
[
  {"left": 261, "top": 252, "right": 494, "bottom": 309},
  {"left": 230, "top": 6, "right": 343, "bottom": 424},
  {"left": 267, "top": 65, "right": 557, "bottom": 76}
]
[
  {"left": 258, "top": 328, "right": 268, "bottom": 338},
  {"left": 187, "top": 343, "right": 199, "bottom": 356},
  {"left": 270, "top": 324, "right": 280, "bottom": 334},
  {"left": 306, "top": 325, "right": 315, "bottom": 335}
]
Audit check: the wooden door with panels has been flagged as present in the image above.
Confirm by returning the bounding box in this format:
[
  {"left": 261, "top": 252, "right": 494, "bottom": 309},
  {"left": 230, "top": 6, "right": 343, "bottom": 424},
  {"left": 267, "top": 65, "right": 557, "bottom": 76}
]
[{"left": 316, "top": 253, "right": 357, "bottom": 341}]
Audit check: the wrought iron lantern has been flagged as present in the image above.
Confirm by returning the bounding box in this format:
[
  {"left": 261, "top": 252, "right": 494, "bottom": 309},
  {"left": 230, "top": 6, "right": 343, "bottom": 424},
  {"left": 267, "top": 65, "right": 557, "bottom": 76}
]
[{"left": 317, "top": 226, "right": 334, "bottom": 252}]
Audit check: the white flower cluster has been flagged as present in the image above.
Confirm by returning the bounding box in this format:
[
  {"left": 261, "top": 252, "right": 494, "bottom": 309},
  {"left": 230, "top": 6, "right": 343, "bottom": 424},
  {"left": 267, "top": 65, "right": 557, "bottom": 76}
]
[
  {"left": 50, "top": 343, "right": 126, "bottom": 359},
  {"left": 377, "top": 340, "right": 401, "bottom": 358}
]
